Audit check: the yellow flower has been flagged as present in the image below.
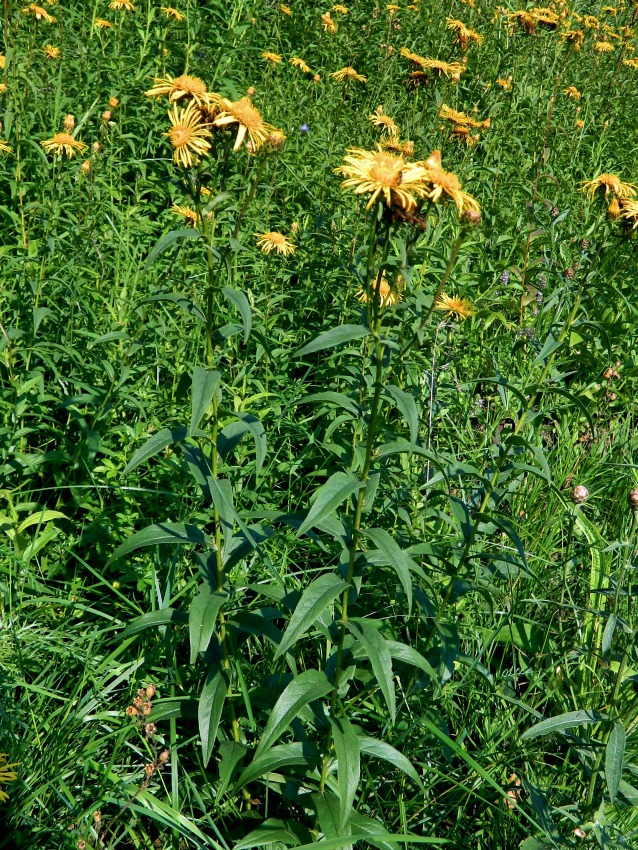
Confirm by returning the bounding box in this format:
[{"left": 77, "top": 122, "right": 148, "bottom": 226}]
[
  {"left": 418, "top": 149, "right": 480, "bottom": 213},
  {"left": 109, "top": 0, "right": 136, "bottom": 9},
  {"left": 290, "top": 57, "right": 312, "bottom": 73},
  {"left": 387, "top": 3, "right": 400, "bottom": 13},
  {"left": 620, "top": 199, "right": 638, "bottom": 228},
  {"left": 0, "top": 139, "right": 13, "bottom": 154},
  {"left": 161, "top": 6, "right": 185, "bottom": 20},
  {"left": 530, "top": 7, "right": 559, "bottom": 27},
  {"left": 369, "top": 105, "right": 399, "bottom": 137},
  {"left": 446, "top": 17, "right": 483, "bottom": 49},
  {"left": 507, "top": 10, "right": 537, "bottom": 33},
  {"left": 562, "top": 85, "right": 581, "bottom": 99},
  {"left": 581, "top": 173, "right": 636, "bottom": 200},
  {"left": 280, "top": 3, "right": 292, "bottom": 14},
  {"left": 380, "top": 137, "right": 414, "bottom": 157},
  {"left": 333, "top": 3, "right": 348, "bottom": 12},
  {"left": 607, "top": 197, "right": 621, "bottom": 218},
  {"left": 439, "top": 104, "right": 490, "bottom": 130},
  {"left": 44, "top": 44, "right": 60, "bottom": 59},
  {"left": 0, "top": 54, "right": 5, "bottom": 69},
  {"left": 623, "top": 57, "right": 638, "bottom": 68},
  {"left": 435, "top": 292, "right": 476, "bottom": 320},
  {"left": 496, "top": 77, "right": 512, "bottom": 90},
  {"left": 145, "top": 74, "right": 213, "bottom": 107},
  {"left": 330, "top": 66, "right": 367, "bottom": 83},
  {"left": 213, "top": 96, "right": 275, "bottom": 151},
  {"left": 21, "top": 4, "right": 56, "bottom": 22},
  {"left": 80, "top": 159, "right": 91, "bottom": 174},
  {"left": 94, "top": 18, "right": 114, "bottom": 29},
  {"left": 164, "top": 100, "right": 212, "bottom": 167},
  {"left": 262, "top": 51, "right": 283, "bottom": 64},
  {"left": 321, "top": 11, "right": 337, "bottom": 33},
  {"left": 452, "top": 125, "right": 480, "bottom": 146},
  {"left": 356, "top": 274, "right": 402, "bottom": 307},
  {"left": 171, "top": 203, "right": 200, "bottom": 224},
  {"left": 603, "top": 6, "right": 617, "bottom": 14},
  {"left": 256, "top": 231, "right": 296, "bottom": 255},
  {"left": 109, "top": 96, "right": 119, "bottom": 108},
  {"left": 399, "top": 49, "right": 465, "bottom": 80},
  {"left": 41, "top": 132, "right": 88, "bottom": 158},
  {"left": 561, "top": 29, "right": 584, "bottom": 49},
  {"left": 266, "top": 128, "right": 286, "bottom": 150},
  {"left": 583, "top": 14, "right": 600, "bottom": 29},
  {"left": 595, "top": 41, "right": 614, "bottom": 52},
  {"left": 0, "top": 754, "right": 19, "bottom": 803},
  {"left": 0, "top": 83, "right": 7, "bottom": 94},
  {"left": 337, "top": 147, "right": 430, "bottom": 211}
]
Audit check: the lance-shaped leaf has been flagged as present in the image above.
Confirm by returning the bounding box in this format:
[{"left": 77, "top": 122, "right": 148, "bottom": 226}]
[
  {"left": 222, "top": 287, "right": 252, "bottom": 343},
  {"left": 190, "top": 367, "right": 221, "bottom": 435},
  {"left": 359, "top": 736, "right": 424, "bottom": 790},
  {"left": 331, "top": 716, "right": 360, "bottom": 831},
  {"left": 361, "top": 527, "right": 414, "bottom": 614},
  {"left": 199, "top": 664, "right": 228, "bottom": 767},
  {"left": 298, "top": 324, "right": 370, "bottom": 357},
  {"left": 144, "top": 228, "right": 201, "bottom": 270},
  {"left": 297, "top": 472, "right": 363, "bottom": 537},
  {"left": 346, "top": 619, "right": 396, "bottom": 722},
  {"left": 386, "top": 385, "right": 419, "bottom": 444},
  {"left": 189, "top": 584, "right": 227, "bottom": 664},
  {"left": 275, "top": 573, "right": 348, "bottom": 660},
  {"left": 108, "top": 522, "right": 211, "bottom": 565},
  {"left": 235, "top": 742, "right": 321, "bottom": 791},
  {"left": 123, "top": 426, "right": 188, "bottom": 476},
  {"left": 605, "top": 721, "right": 626, "bottom": 804},
  {"left": 521, "top": 709, "right": 606, "bottom": 741}
]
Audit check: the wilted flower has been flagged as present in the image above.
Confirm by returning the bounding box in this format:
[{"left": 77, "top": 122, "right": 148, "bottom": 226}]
[
  {"left": 446, "top": 17, "right": 484, "bottom": 49},
  {"left": 22, "top": 4, "right": 56, "bottom": 23},
  {"left": 290, "top": 57, "right": 312, "bottom": 73},
  {"left": 562, "top": 85, "right": 581, "bottom": 99},
  {"left": 0, "top": 139, "right": 13, "bottom": 154},
  {"left": 439, "top": 103, "right": 490, "bottom": 129},
  {"left": 64, "top": 114, "right": 75, "bottom": 131},
  {"left": 595, "top": 40, "right": 614, "bottom": 52},
  {"left": 581, "top": 173, "right": 636, "bottom": 200},
  {"left": 561, "top": 29, "right": 584, "bottom": 49},
  {"left": 583, "top": 14, "right": 600, "bottom": 29},
  {"left": 0, "top": 754, "right": 19, "bottom": 803},
  {"left": 620, "top": 199, "right": 638, "bottom": 228},
  {"left": 256, "top": 231, "right": 296, "bottom": 255},
  {"left": 321, "top": 12, "right": 337, "bottom": 33},
  {"left": 419, "top": 149, "right": 480, "bottom": 213},
  {"left": 333, "top": 3, "right": 348, "bottom": 11},
  {"left": 95, "top": 18, "right": 114, "bottom": 29},
  {"left": 80, "top": 159, "right": 91, "bottom": 174},
  {"left": 164, "top": 100, "right": 212, "bottom": 167}
]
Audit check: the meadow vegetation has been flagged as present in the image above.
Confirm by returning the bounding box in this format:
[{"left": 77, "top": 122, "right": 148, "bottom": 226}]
[{"left": 2, "top": 1, "right": 638, "bottom": 848}]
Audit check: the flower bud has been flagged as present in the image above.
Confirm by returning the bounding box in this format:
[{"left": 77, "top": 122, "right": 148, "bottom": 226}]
[
  {"left": 145, "top": 684, "right": 156, "bottom": 699},
  {"left": 109, "top": 97, "right": 119, "bottom": 108},
  {"left": 461, "top": 208, "right": 481, "bottom": 228},
  {"left": 64, "top": 114, "right": 75, "bottom": 131},
  {"left": 570, "top": 484, "right": 589, "bottom": 504},
  {"left": 80, "top": 159, "right": 91, "bottom": 174},
  {"left": 628, "top": 488, "right": 638, "bottom": 509},
  {"left": 93, "top": 142, "right": 101, "bottom": 153},
  {"left": 247, "top": 86, "right": 256, "bottom": 96},
  {"left": 102, "top": 110, "right": 112, "bottom": 122},
  {"left": 144, "top": 763, "right": 155, "bottom": 776},
  {"left": 159, "top": 749, "right": 170, "bottom": 763}
]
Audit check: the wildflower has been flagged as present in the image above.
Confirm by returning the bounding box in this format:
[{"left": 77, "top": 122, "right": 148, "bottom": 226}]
[
  {"left": 93, "top": 141, "right": 101, "bottom": 152},
  {"left": 109, "top": 0, "right": 136, "bottom": 9},
  {"left": 628, "top": 489, "right": 638, "bottom": 508},
  {"left": 333, "top": 3, "right": 348, "bottom": 11},
  {"left": 161, "top": 6, "right": 185, "bottom": 20},
  {"left": 0, "top": 139, "right": 13, "bottom": 154},
  {"left": 80, "top": 159, "right": 91, "bottom": 174},
  {"left": 369, "top": 105, "right": 399, "bottom": 137},
  {"left": 623, "top": 58, "right": 638, "bottom": 68},
  {"left": 0, "top": 754, "right": 18, "bottom": 803},
  {"left": 356, "top": 274, "right": 402, "bottom": 307},
  {"left": 164, "top": 100, "right": 211, "bottom": 167},
  {"left": 496, "top": 77, "right": 512, "bottom": 90},
  {"left": 530, "top": 7, "right": 559, "bottom": 28},
  {"left": 337, "top": 147, "right": 430, "bottom": 211},
  {"left": 145, "top": 723, "right": 157, "bottom": 735},
  {"left": 144, "top": 763, "right": 156, "bottom": 776},
  {"left": 581, "top": 173, "right": 636, "bottom": 200},
  {"left": 607, "top": 197, "right": 621, "bottom": 218},
  {"left": 142, "top": 701, "right": 152, "bottom": 715},
  {"left": 576, "top": 119, "right": 584, "bottom": 129},
  {"left": 300, "top": 123, "right": 310, "bottom": 132},
  {"left": 64, "top": 114, "right": 75, "bottom": 131},
  {"left": 321, "top": 12, "right": 337, "bottom": 33},
  {"left": 401, "top": 50, "right": 465, "bottom": 80},
  {"left": 446, "top": 18, "right": 483, "bottom": 50},
  {"left": 41, "top": 132, "right": 88, "bottom": 158},
  {"left": 109, "top": 96, "right": 119, "bottom": 108},
  {"left": 94, "top": 18, "right": 114, "bottom": 29},
  {"left": 102, "top": 110, "right": 112, "bottom": 121},
  {"left": 420, "top": 149, "right": 479, "bottom": 213},
  {"left": 44, "top": 45, "right": 60, "bottom": 59},
  {"left": 439, "top": 104, "right": 490, "bottom": 129},
  {"left": 290, "top": 57, "right": 312, "bottom": 73},
  {"left": 380, "top": 137, "right": 414, "bottom": 157},
  {"left": 266, "top": 128, "right": 286, "bottom": 150},
  {"left": 330, "top": 66, "right": 367, "bottom": 83},
  {"left": 313, "top": 74, "right": 321, "bottom": 82},
  {"left": 583, "top": 15, "right": 599, "bottom": 29},
  {"left": 562, "top": 85, "right": 581, "bottom": 99},
  {"left": 171, "top": 203, "right": 199, "bottom": 224},
  {"left": 22, "top": 4, "right": 56, "bottom": 23},
  {"left": 125, "top": 705, "right": 138, "bottom": 716},
  {"left": 595, "top": 41, "right": 614, "bottom": 52},
  {"left": 561, "top": 29, "right": 584, "bottom": 49},
  {"left": 0, "top": 54, "right": 5, "bottom": 69},
  {"left": 620, "top": 199, "right": 638, "bottom": 228},
  {"left": 570, "top": 484, "right": 589, "bottom": 504},
  {"left": 387, "top": 3, "right": 400, "bottom": 13},
  {"left": 280, "top": 3, "right": 292, "bottom": 14},
  {"left": 262, "top": 51, "right": 283, "bottom": 64},
  {"left": 508, "top": 10, "right": 537, "bottom": 33},
  {"left": 435, "top": 292, "right": 476, "bottom": 320},
  {"left": 452, "top": 125, "right": 480, "bottom": 146},
  {"left": 0, "top": 84, "right": 6, "bottom": 95},
  {"left": 213, "top": 96, "right": 274, "bottom": 151},
  {"left": 256, "top": 231, "right": 295, "bottom": 255},
  {"left": 603, "top": 6, "right": 617, "bottom": 14},
  {"left": 145, "top": 73, "right": 213, "bottom": 107}
]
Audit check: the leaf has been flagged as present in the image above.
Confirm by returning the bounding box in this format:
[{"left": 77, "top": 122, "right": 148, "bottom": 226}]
[
  {"left": 190, "top": 367, "right": 221, "bottom": 435},
  {"left": 222, "top": 287, "right": 252, "bottom": 344},
  {"left": 233, "top": 819, "right": 313, "bottom": 849},
  {"left": 275, "top": 574, "right": 347, "bottom": 660},
  {"left": 254, "top": 669, "right": 332, "bottom": 758},
  {"left": 298, "top": 392, "right": 361, "bottom": 418},
  {"left": 235, "top": 742, "right": 321, "bottom": 791},
  {"left": 386, "top": 385, "right": 419, "bottom": 444},
  {"left": 521, "top": 710, "right": 606, "bottom": 741},
  {"left": 331, "top": 716, "right": 360, "bottom": 831},
  {"left": 218, "top": 413, "right": 267, "bottom": 474},
  {"left": 359, "top": 736, "right": 424, "bottom": 790},
  {"left": 602, "top": 613, "right": 617, "bottom": 656},
  {"left": 123, "top": 426, "right": 188, "bottom": 476},
  {"left": 189, "top": 584, "right": 227, "bottom": 664},
  {"left": 361, "top": 528, "right": 414, "bottom": 614},
  {"left": 605, "top": 721, "right": 626, "bottom": 804},
  {"left": 346, "top": 619, "right": 396, "bottom": 722},
  {"left": 108, "top": 522, "right": 211, "bottom": 564},
  {"left": 297, "top": 472, "right": 363, "bottom": 537},
  {"left": 120, "top": 607, "right": 188, "bottom": 639},
  {"left": 144, "top": 228, "right": 201, "bottom": 270},
  {"left": 17, "top": 510, "right": 67, "bottom": 534},
  {"left": 140, "top": 292, "right": 205, "bottom": 321},
  {"left": 217, "top": 741, "right": 247, "bottom": 799},
  {"left": 297, "top": 324, "right": 370, "bottom": 357},
  {"left": 384, "top": 641, "right": 437, "bottom": 681},
  {"left": 198, "top": 664, "right": 228, "bottom": 767}
]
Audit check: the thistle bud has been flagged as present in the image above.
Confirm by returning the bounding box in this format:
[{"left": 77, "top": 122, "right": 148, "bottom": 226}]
[
  {"left": 102, "top": 110, "right": 112, "bottom": 122},
  {"left": 461, "top": 208, "right": 481, "bottom": 228},
  {"left": 571, "top": 484, "right": 589, "bottom": 504},
  {"left": 628, "top": 489, "right": 638, "bottom": 509},
  {"left": 64, "top": 114, "right": 75, "bottom": 131}
]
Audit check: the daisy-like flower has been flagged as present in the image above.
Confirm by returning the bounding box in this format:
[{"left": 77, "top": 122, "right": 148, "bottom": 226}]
[
  {"left": 94, "top": 18, "right": 114, "bottom": 29},
  {"left": 266, "top": 128, "right": 286, "bottom": 150},
  {"left": 400, "top": 49, "right": 465, "bottom": 80},
  {"left": 321, "top": 12, "right": 337, "bottom": 33},
  {"left": 0, "top": 139, "right": 13, "bottom": 154},
  {"left": 0, "top": 54, "right": 5, "bottom": 70},
  {"left": 583, "top": 14, "right": 600, "bottom": 29},
  {"left": 603, "top": 6, "right": 617, "bottom": 14},
  {"left": 0, "top": 754, "right": 18, "bottom": 803},
  {"left": 380, "top": 137, "right": 414, "bottom": 157},
  {"left": 530, "top": 7, "right": 559, "bottom": 27},
  {"left": 171, "top": 203, "right": 200, "bottom": 224},
  {"left": 419, "top": 149, "right": 480, "bottom": 213},
  {"left": 439, "top": 104, "right": 490, "bottom": 129},
  {"left": 581, "top": 173, "right": 636, "bottom": 200},
  {"left": 369, "top": 105, "right": 399, "bottom": 137},
  {"left": 337, "top": 147, "right": 430, "bottom": 211},
  {"left": 44, "top": 44, "right": 60, "bottom": 58},
  {"left": 595, "top": 40, "right": 614, "bottom": 52},
  {"left": 280, "top": 3, "right": 292, "bottom": 14},
  {"left": 508, "top": 10, "right": 537, "bottom": 33},
  {"left": 623, "top": 57, "right": 638, "bottom": 68},
  {"left": 164, "top": 100, "right": 212, "bottom": 167},
  {"left": 387, "top": 3, "right": 400, "bottom": 13},
  {"left": 41, "top": 132, "right": 88, "bottom": 158},
  {"left": 435, "top": 292, "right": 476, "bottom": 319},
  {"left": 256, "top": 231, "right": 295, "bottom": 255},
  {"left": 330, "top": 66, "right": 367, "bottom": 83},
  {"left": 333, "top": 3, "right": 348, "bottom": 12},
  {"left": 561, "top": 29, "right": 584, "bottom": 49},
  {"left": 262, "top": 51, "right": 283, "bottom": 64},
  {"left": 496, "top": 77, "right": 512, "bottom": 90},
  {"left": 22, "top": 4, "right": 56, "bottom": 22},
  {"left": 161, "top": 6, "right": 185, "bottom": 20},
  {"left": 620, "top": 199, "right": 638, "bottom": 228},
  {"left": 562, "top": 85, "right": 581, "bottom": 99},
  {"left": 213, "top": 96, "right": 275, "bottom": 151},
  {"left": 109, "top": 0, "right": 136, "bottom": 9},
  {"left": 356, "top": 274, "right": 402, "bottom": 307},
  {"left": 0, "top": 83, "right": 7, "bottom": 94},
  {"left": 446, "top": 18, "right": 483, "bottom": 50},
  {"left": 290, "top": 57, "right": 312, "bottom": 73},
  {"left": 452, "top": 125, "right": 480, "bottom": 146},
  {"left": 145, "top": 74, "right": 213, "bottom": 107}
]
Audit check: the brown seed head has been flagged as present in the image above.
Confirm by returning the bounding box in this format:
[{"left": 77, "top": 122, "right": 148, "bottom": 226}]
[
  {"left": 145, "top": 684, "right": 156, "bottom": 699},
  {"left": 64, "top": 114, "right": 76, "bottom": 131},
  {"left": 159, "top": 749, "right": 170, "bottom": 763},
  {"left": 144, "top": 763, "right": 156, "bottom": 776},
  {"left": 142, "top": 701, "right": 152, "bottom": 715},
  {"left": 628, "top": 488, "right": 638, "bottom": 509},
  {"left": 571, "top": 484, "right": 589, "bottom": 504},
  {"left": 126, "top": 705, "right": 138, "bottom": 716},
  {"left": 93, "top": 811, "right": 102, "bottom": 824},
  {"left": 145, "top": 723, "right": 156, "bottom": 735}
]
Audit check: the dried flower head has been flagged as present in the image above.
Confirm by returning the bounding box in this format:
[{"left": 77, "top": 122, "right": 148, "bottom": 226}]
[
  {"left": 628, "top": 489, "right": 638, "bottom": 509},
  {"left": 570, "top": 484, "right": 589, "bottom": 504},
  {"left": 125, "top": 705, "right": 138, "bottom": 716},
  {"left": 145, "top": 684, "right": 156, "bottom": 698},
  {"left": 159, "top": 749, "right": 170, "bottom": 763},
  {"left": 581, "top": 173, "right": 636, "bottom": 200},
  {"left": 80, "top": 159, "right": 91, "bottom": 174},
  {"left": 145, "top": 723, "right": 157, "bottom": 735}
]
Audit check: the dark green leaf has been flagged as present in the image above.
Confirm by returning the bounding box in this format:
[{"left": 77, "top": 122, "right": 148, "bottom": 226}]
[
  {"left": 235, "top": 742, "right": 321, "bottom": 791},
  {"left": 386, "top": 385, "right": 419, "bottom": 444},
  {"left": 189, "top": 584, "right": 227, "bottom": 664},
  {"left": 144, "top": 228, "right": 201, "bottom": 270},
  {"left": 123, "top": 427, "right": 187, "bottom": 476},
  {"left": 361, "top": 528, "right": 414, "bottom": 614},
  {"left": 120, "top": 607, "right": 188, "bottom": 639},
  {"left": 297, "top": 472, "right": 363, "bottom": 537},
  {"left": 359, "top": 736, "right": 424, "bottom": 790},
  {"left": 297, "top": 324, "right": 370, "bottom": 357},
  {"left": 275, "top": 573, "right": 347, "bottom": 660},
  {"left": 108, "top": 523, "right": 211, "bottom": 564},
  {"left": 198, "top": 664, "right": 227, "bottom": 767},
  {"left": 521, "top": 710, "right": 606, "bottom": 741},
  {"left": 222, "top": 287, "right": 252, "bottom": 343},
  {"left": 346, "top": 619, "right": 395, "bottom": 721},
  {"left": 605, "top": 721, "right": 626, "bottom": 804},
  {"left": 331, "top": 716, "right": 360, "bottom": 831},
  {"left": 190, "top": 367, "right": 221, "bottom": 435}
]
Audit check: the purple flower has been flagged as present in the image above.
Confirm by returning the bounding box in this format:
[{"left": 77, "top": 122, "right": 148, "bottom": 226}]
[{"left": 299, "top": 123, "right": 309, "bottom": 133}]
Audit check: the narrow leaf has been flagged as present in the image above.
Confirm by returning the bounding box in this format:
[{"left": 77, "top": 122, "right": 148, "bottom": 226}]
[
  {"left": 120, "top": 607, "right": 188, "bottom": 639},
  {"left": 346, "top": 619, "right": 396, "bottom": 722},
  {"left": 190, "top": 367, "right": 221, "bottom": 435},
  {"left": 144, "top": 228, "right": 201, "bottom": 270},
  {"left": 275, "top": 573, "right": 347, "bottom": 660},
  {"left": 605, "top": 721, "right": 626, "bottom": 804},
  {"left": 199, "top": 665, "right": 227, "bottom": 767},
  {"left": 298, "top": 324, "right": 370, "bottom": 357},
  {"left": 521, "top": 709, "right": 606, "bottom": 741},
  {"left": 362, "top": 528, "right": 414, "bottom": 614},
  {"left": 108, "top": 522, "right": 211, "bottom": 564},
  {"left": 297, "top": 472, "right": 363, "bottom": 537},
  {"left": 386, "top": 385, "right": 419, "bottom": 444},
  {"left": 189, "top": 584, "right": 227, "bottom": 664},
  {"left": 222, "top": 287, "right": 252, "bottom": 343},
  {"left": 235, "top": 742, "right": 321, "bottom": 791},
  {"left": 359, "top": 736, "right": 424, "bottom": 790},
  {"left": 123, "top": 426, "right": 187, "bottom": 476},
  {"left": 331, "top": 716, "right": 360, "bottom": 831}
]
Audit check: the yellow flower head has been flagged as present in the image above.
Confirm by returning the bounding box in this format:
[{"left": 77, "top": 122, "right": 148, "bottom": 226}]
[
  {"left": 452, "top": 125, "right": 480, "bottom": 147},
  {"left": 496, "top": 77, "right": 512, "bottom": 90},
  {"left": 163, "top": 100, "right": 212, "bottom": 168},
  {"left": 262, "top": 51, "right": 283, "bottom": 64},
  {"left": 44, "top": 44, "right": 60, "bottom": 59},
  {"left": 562, "top": 85, "right": 581, "bottom": 99},
  {"left": 290, "top": 57, "right": 312, "bottom": 73},
  {"left": 0, "top": 139, "right": 13, "bottom": 154},
  {"left": 337, "top": 147, "right": 430, "bottom": 211},
  {"left": 620, "top": 199, "right": 638, "bottom": 228},
  {"left": 508, "top": 10, "right": 537, "bottom": 33},
  {"left": 439, "top": 103, "right": 490, "bottom": 130},
  {"left": 561, "top": 29, "right": 584, "bottom": 49},
  {"left": 94, "top": 18, "right": 114, "bottom": 29},
  {"left": 109, "top": 0, "right": 136, "bottom": 9},
  {"left": 256, "top": 231, "right": 296, "bottom": 255},
  {"left": 399, "top": 49, "right": 465, "bottom": 80},
  {"left": 145, "top": 74, "right": 213, "bottom": 107},
  {"left": 581, "top": 173, "right": 636, "bottom": 200},
  {"left": 213, "top": 96, "right": 275, "bottom": 152},
  {"left": 41, "top": 132, "right": 88, "bottom": 158},
  {"left": 435, "top": 292, "right": 476, "bottom": 320},
  {"left": 0, "top": 754, "right": 19, "bottom": 803},
  {"left": 446, "top": 17, "right": 483, "bottom": 49},
  {"left": 161, "top": 6, "right": 185, "bottom": 20},
  {"left": 280, "top": 3, "right": 292, "bottom": 14},
  {"left": 330, "top": 66, "right": 367, "bottom": 83},
  {"left": 530, "top": 7, "right": 559, "bottom": 27},
  {"left": 171, "top": 204, "right": 200, "bottom": 224},
  {"left": 583, "top": 14, "right": 600, "bottom": 29},
  {"left": 369, "top": 105, "right": 400, "bottom": 137},
  {"left": 387, "top": 3, "right": 401, "bottom": 13},
  {"left": 333, "top": 3, "right": 348, "bottom": 12},
  {"left": 418, "top": 149, "right": 480, "bottom": 213},
  {"left": 321, "top": 11, "right": 337, "bottom": 33},
  {"left": 0, "top": 54, "right": 5, "bottom": 70},
  {"left": 623, "top": 57, "right": 638, "bottom": 68},
  {"left": 356, "top": 274, "right": 403, "bottom": 307},
  {"left": 22, "top": 4, "right": 56, "bottom": 22},
  {"left": 380, "top": 137, "right": 415, "bottom": 157},
  {"left": 595, "top": 40, "right": 614, "bottom": 52}
]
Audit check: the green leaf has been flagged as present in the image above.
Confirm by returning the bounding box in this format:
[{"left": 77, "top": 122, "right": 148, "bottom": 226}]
[
  {"left": 189, "top": 584, "right": 227, "bottom": 664},
  {"left": 384, "top": 640, "right": 437, "bottom": 681},
  {"left": 297, "top": 472, "right": 363, "bottom": 537},
  {"left": 602, "top": 613, "right": 617, "bottom": 656},
  {"left": 198, "top": 664, "right": 228, "bottom": 767},
  {"left": 222, "top": 287, "right": 252, "bottom": 343},
  {"left": 298, "top": 392, "right": 361, "bottom": 418},
  {"left": 331, "top": 716, "right": 360, "bottom": 831},
  {"left": 297, "top": 324, "right": 370, "bottom": 357},
  {"left": 217, "top": 741, "right": 247, "bottom": 799},
  {"left": 346, "top": 619, "right": 396, "bottom": 722},
  {"left": 190, "top": 367, "right": 221, "bottom": 435},
  {"left": 233, "top": 818, "right": 313, "bottom": 849},
  {"left": 120, "top": 607, "right": 189, "bottom": 639},
  {"left": 605, "top": 721, "right": 626, "bottom": 804},
  {"left": 218, "top": 413, "right": 267, "bottom": 475},
  {"left": 144, "top": 228, "right": 201, "bottom": 270},
  {"left": 359, "top": 736, "right": 424, "bottom": 790},
  {"left": 17, "top": 509, "right": 67, "bottom": 533},
  {"left": 521, "top": 710, "right": 606, "bottom": 741},
  {"left": 361, "top": 528, "right": 414, "bottom": 614},
  {"left": 275, "top": 573, "right": 347, "bottom": 660},
  {"left": 254, "top": 669, "right": 332, "bottom": 758},
  {"left": 123, "top": 427, "right": 188, "bottom": 476},
  {"left": 108, "top": 522, "right": 211, "bottom": 564},
  {"left": 386, "top": 385, "right": 419, "bottom": 444},
  {"left": 235, "top": 742, "right": 321, "bottom": 791}
]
